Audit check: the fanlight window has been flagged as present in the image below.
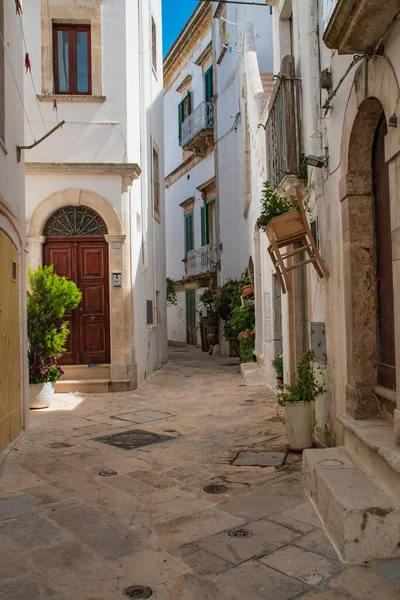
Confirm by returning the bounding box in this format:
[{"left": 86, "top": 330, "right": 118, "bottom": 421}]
[{"left": 43, "top": 206, "right": 107, "bottom": 236}]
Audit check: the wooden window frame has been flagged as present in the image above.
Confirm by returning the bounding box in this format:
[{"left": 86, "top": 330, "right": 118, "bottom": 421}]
[
  {"left": 204, "top": 65, "right": 213, "bottom": 103},
  {"left": 151, "top": 17, "right": 157, "bottom": 75},
  {"left": 178, "top": 91, "right": 192, "bottom": 145},
  {"left": 185, "top": 211, "right": 194, "bottom": 255},
  {"left": 53, "top": 23, "right": 92, "bottom": 95}
]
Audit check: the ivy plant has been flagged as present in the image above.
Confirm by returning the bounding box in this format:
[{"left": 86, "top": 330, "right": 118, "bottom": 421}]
[
  {"left": 166, "top": 277, "right": 178, "bottom": 306},
  {"left": 276, "top": 350, "right": 325, "bottom": 407}
]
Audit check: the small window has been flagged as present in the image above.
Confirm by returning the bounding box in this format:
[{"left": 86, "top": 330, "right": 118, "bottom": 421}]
[
  {"left": 204, "top": 66, "right": 213, "bottom": 103},
  {"left": 152, "top": 147, "right": 160, "bottom": 221},
  {"left": 53, "top": 24, "right": 91, "bottom": 95},
  {"left": 178, "top": 92, "right": 192, "bottom": 145},
  {"left": 12, "top": 261, "right": 17, "bottom": 282},
  {"left": 201, "top": 200, "right": 215, "bottom": 247},
  {"left": 185, "top": 212, "right": 194, "bottom": 255},
  {"left": 151, "top": 17, "right": 157, "bottom": 74},
  {"left": 147, "top": 300, "right": 154, "bottom": 325}
]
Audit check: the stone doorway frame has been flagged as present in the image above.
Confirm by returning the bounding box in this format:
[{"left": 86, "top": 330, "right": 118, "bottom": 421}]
[
  {"left": 340, "top": 57, "right": 400, "bottom": 434},
  {"left": 27, "top": 189, "right": 132, "bottom": 389}
]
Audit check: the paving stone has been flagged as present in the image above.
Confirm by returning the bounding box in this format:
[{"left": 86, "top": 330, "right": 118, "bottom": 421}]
[
  {"left": 46, "top": 499, "right": 102, "bottom": 532},
  {"left": 54, "top": 581, "right": 120, "bottom": 600},
  {"left": 27, "top": 542, "right": 108, "bottom": 587},
  {"left": 154, "top": 573, "right": 245, "bottom": 600},
  {"left": 330, "top": 565, "right": 400, "bottom": 599},
  {"left": 0, "top": 546, "right": 27, "bottom": 581},
  {"left": 112, "top": 410, "right": 173, "bottom": 423},
  {"left": 295, "top": 528, "right": 339, "bottom": 561},
  {"left": 233, "top": 451, "right": 287, "bottom": 468},
  {"left": 24, "top": 483, "right": 74, "bottom": 506},
  {"left": 0, "top": 496, "right": 37, "bottom": 521},
  {"left": 0, "top": 574, "right": 57, "bottom": 599},
  {"left": 126, "top": 470, "right": 178, "bottom": 490},
  {"left": 110, "top": 550, "right": 190, "bottom": 587},
  {"left": 269, "top": 500, "right": 321, "bottom": 532},
  {"left": 299, "top": 590, "right": 355, "bottom": 600},
  {"left": 176, "top": 548, "right": 231, "bottom": 575},
  {"left": 259, "top": 545, "right": 340, "bottom": 585},
  {"left": 371, "top": 558, "right": 400, "bottom": 580},
  {"left": 198, "top": 519, "right": 301, "bottom": 564},
  {"left": 154, "top": 508, "right": 245, "bottom": 548},
  {"left": 77, "top": 522, "right": 142, "bottom": 559},
  {"left": 213, "top": 559, "right": 308, "bottom": 599},
  {"left": 220, "top": 488, "right": 305, "bottom": 520},
  {"left": 0, "top": 514, "right": 64, "bottom": 549}
]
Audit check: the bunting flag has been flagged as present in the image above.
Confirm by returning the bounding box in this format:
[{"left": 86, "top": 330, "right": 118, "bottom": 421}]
[
  {"left": 25, "top": 52, "right": 31, "bottom": 73},
  {"left": 15, "top": 0, "right": 23, "bottom": 15},
  {"left": 53, "top": 99, "right": 57, "bottom": 111}
]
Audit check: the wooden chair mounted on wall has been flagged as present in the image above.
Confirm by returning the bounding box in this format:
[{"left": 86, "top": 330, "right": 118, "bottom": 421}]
[{"left": 267, "top": 186, "right": 329, "bottom": 294}]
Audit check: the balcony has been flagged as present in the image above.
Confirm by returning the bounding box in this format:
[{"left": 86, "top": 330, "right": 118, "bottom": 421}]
[
  {"left": 186, "top": 245, "right": 216, "bottom": 277},
  {"left": 322, "top": 0, "right": 400, "bottom": 54},
  {"left": 181, "top": 102, "right": 214, "bottom": 155},
  {"left": 265, "top": 56, "right": 302, "bottom": 190}
]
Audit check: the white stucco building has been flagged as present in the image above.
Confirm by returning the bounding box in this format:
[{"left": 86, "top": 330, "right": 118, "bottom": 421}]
[
  {"left": 0, "top": 0, "right": 28, "bottom": 452},
  {"left": 165, "top": 1, "right": 273, "bottom": 353},
  {"left": 23, "top": 0, "right": 167, "bottom": 392}
]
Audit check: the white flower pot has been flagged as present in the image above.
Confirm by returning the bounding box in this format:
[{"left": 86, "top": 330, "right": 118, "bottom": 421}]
[
  {"left": 29, "top": 382, "right": 54, "bottom": 409},
  {"left": 284, "top": 401, "right": 313, "bottom": 451}
]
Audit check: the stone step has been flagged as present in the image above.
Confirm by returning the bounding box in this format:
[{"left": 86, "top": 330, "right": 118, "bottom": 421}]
[
  {"left": 54, "top": 379, "right": 111, "bottom": 394},
  {"left": 60, "top": 365, "right": 111, "bottom": 380},
  {"left": 303, "top": 446, "right": 400, "bottom": 565},
  {"left": 240, "top": 363, "right": 267, "bottom": 386}
]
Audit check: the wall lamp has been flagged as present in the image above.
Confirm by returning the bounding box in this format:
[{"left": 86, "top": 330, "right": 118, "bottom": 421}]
[{"left": 304, "top": 154, "right": 328, "bottom": 169}]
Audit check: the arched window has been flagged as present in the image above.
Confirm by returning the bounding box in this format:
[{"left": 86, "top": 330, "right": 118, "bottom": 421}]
[{"left": 43, "top": 206, "right": 107, "bottom": 237}]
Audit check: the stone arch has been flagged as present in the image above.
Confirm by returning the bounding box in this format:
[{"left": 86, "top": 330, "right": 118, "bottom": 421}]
[
  {"left": 340, "top": 56, "right": 400, "bottom": 420},
  {"left": 28, "top": 189, "right": 123, "bottom": 238}
]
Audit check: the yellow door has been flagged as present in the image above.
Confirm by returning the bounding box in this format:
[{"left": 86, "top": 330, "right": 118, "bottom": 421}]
[{"left": 0, "top": 230, "right": 21, "bottom": 452}]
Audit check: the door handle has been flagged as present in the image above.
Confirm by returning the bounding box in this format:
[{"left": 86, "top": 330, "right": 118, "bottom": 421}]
[
  {"left": 1, "top": 333, "right": 6, "bottom": 345},
  {"left": 91, "top": 316, "right": 96, "bottom": 321}
]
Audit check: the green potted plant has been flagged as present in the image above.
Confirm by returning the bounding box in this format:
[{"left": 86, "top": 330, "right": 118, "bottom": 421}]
[
  {"left": 272, "top": 355, "right": 284, "bottom": 388},
  {"left": 277, "top": 350, "right": 325, "bottom": 451},
  {"left": 166, "top": 277, "right": 178, "bottom": 306},
  {"left": 27, "top": 266, "right": 82, "bottom": 409},
  {"left": 256, "top": 181, "right": 303, "bottom": 243}
]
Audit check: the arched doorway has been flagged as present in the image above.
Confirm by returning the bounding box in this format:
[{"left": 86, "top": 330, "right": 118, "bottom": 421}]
[{"left": 43, "top": 206, "right": 111, "bottom": 365}]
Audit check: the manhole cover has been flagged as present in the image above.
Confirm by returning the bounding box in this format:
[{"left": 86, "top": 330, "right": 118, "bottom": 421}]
[
  {"left": 123, "top": 586, "right": 153, "bottom": 599},
  {"left": 92, "top": 429, "right": 174, "bottom": 450},
  {"left": 203, "top": 484, "right": 228, "bottom": 495},
  {"left": 98, "top": 470, "right": 117, "bottom": 477},
  {"left": 228, "top": 527, "right": 253, "bottom": 538}
]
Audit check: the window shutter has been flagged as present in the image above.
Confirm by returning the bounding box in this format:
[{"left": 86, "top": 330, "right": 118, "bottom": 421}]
[
  {"left": 185, "top": 212, "right": 194, "bottom": 254},
  {"left": 147, "top": 300, "right": 154, "bottom": 325},
  {"left": 204, "top": 66, "right": 213, "bottom": 103},
  {"left": 187, "top": 90, "right": 192, "bottom": 115},
  {"left": 201, "top": 205, "right": 206, "bottom": 246},
  {"left": 178, "top": 100, "right": 184, "bottom": 145}
]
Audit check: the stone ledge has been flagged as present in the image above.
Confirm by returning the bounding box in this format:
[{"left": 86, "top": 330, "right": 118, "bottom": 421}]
[
  {"left": 303, "top": 446, "right": 400, "bottom": 564},
  {"left": 38, "top": 94, "right": 106, "bottom": 104},
  {"left": 240, "top": 363, "right": 268, "bottom": 387},
  {"left": 337, "top": 413, "right": 400, "bottom": 477}
]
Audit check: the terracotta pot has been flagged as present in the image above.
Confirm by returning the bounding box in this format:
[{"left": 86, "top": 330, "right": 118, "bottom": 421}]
[
  {"left": 265, "top": 210, "right": 305, "bottom": 243},
  {"left": 29, "top": 382, "right": 54, "bottom": 410},
  {"left": 241, "top": 285, "right": 253, "bottom": 297},
  {"left": 284, "top": 401, "right": 312, "bottom": 452}
]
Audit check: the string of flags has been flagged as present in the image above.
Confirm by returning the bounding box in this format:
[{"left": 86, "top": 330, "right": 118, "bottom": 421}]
[{"left": 15, "top": 0, "right": 22, "bottom": 15}]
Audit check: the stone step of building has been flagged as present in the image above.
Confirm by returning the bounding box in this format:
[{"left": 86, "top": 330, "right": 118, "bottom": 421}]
[
  {"left": 60, "top": 365, "right": 111, "bottom": 380},
  {"left": 55, "top": 379, "right": 111, "bottom": 394},
  {"left": 303, "top": 446, "right": 400, "bottom": 565},
  {"left": 240, "top": 363, "right": 267, "bottom": 386}
]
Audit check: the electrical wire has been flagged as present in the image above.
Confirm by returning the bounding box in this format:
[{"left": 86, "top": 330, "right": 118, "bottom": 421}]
[
  {"left": 0, "top": 29, "right": 36, "bottom": 141},
  {"left": 17, "top": 14, "right": 47, "bottom": 134}
]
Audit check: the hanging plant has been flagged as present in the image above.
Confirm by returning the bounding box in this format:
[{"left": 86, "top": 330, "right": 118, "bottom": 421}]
[{"left": 256, "top": 182, "right": 297, "bottom": 230}]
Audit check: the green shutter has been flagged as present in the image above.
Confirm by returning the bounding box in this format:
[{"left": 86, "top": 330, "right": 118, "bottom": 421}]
[
  {"left": 178, "top": 99, "right": 184, "bottom": 145},
  {"left": 204, "top": 66, "right": 213, "bottom": 103},
  {"left": 201, "top": 204, "right": 210, "bottom": 247},
  {"left": 185, "top": 212, "right": 194, "bottom": 254}
]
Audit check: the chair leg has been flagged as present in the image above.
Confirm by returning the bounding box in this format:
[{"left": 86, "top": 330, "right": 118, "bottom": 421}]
[{"left": 268, "top": 245, "right": 287, "bottom": 294}]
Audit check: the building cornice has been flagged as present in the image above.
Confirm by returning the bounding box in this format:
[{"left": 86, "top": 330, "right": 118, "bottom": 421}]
[
  {"left": 25, "top": 163, "right": 141, "bottom": 179},
  {"left": 195, "top": 41, "right": 213, "bottom": 66},
  {"left": 176, "top": 75, "right": 193, "bottom": 93}
]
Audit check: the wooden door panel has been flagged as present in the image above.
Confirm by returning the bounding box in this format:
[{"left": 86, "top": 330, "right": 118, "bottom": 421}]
[
  {"left": 81, "top": 246, "right": 105, "bottom": 278},
  {"left": 43, "top": 241, "right": 78, "bottom": 364},
  {"left": 82, "top": 322, "right": 105, "bottom": 353},
  {"left": 81, "top": 284, "right": 105, "bottom": 315}
]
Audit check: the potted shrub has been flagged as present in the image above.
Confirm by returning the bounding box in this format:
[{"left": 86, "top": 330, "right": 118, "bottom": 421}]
[
  {"left": 256, "top": 181, "right": 303, "bottom": 243},
  {"left": 277, "top": 350, "right": 325, "bottom": 451},
  {"left": 27, "top": 266, "right": 82, "bottom": 409},
  {"left": 272, "top": 355, "right": 284, "bottom": 388},
  {"left": 238, "top": 330, "right": 256, "bottom": 362}
]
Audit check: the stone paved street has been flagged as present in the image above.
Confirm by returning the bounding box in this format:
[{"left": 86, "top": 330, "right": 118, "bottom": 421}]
[{"left": 1, "top": 349, "right": 400, "bottom": 599}]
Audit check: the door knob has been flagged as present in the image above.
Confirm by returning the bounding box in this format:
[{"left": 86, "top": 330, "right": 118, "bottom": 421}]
[
  {"left": 1, "top": 333, "right": 6, "bottom": 345},
  {"left": 91, "top": 316, "right": 95, "bottom": 321}
]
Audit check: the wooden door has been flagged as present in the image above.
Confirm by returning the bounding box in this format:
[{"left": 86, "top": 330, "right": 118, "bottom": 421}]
[
  {"left": 0, "top": 231, "right": 21, "bottom": 452},
  {"left": 186, "top": 290, "right": 196, "bottom": 345},
  {"left": 373, "top": 115, "right": 396, "bottom": 390},
  {"left": 43, "top": 237, "right": 110, "bottom": 365}
]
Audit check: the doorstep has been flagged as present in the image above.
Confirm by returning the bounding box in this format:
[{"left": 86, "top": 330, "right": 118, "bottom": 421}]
[
  {"left": 303, "top": 446, "right": 400, "bottom": 564},
  {"left": 55, "top": 365, "right": 130, "bottom": 393}
]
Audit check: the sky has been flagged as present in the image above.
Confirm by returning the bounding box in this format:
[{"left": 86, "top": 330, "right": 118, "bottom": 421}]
[{"left": 162, "top": 0, "right": 198, "bottom": 57}]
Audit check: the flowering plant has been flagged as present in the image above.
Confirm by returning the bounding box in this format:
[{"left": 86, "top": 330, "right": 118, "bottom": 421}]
[{"left": 29, "top": 359, "right": 64, "bottom": 385}]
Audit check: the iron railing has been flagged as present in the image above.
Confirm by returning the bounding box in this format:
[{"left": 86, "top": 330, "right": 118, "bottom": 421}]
[
  {"left": 181, "top": 102, "right": 214, "bottom": 147},
  {"left": 265, "top": 56, "right": 302, "bottom": 189},
  {"left": 187, "top": 244, "right": 216, "bottom": 277}
]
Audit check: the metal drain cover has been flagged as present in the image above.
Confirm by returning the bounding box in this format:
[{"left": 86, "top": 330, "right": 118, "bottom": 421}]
[
  {"left": 92, "top": 429, "right": 174, "bottom": 450},
  {"left": 123, "top": 586, "right": 153, "bottom": 599},
  {"left": 228, "top": 527, "right": 253, "bottom": 538},
  {"left": 98, "top": 470, "right": 117, "bottom": 477},
  {"left": 203, "top": 484, "right": 228, "bottom": 495}
]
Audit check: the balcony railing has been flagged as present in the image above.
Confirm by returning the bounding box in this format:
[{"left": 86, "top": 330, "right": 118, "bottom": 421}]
[
  {"left": 187, "top": 244, "right": 215, "bottom": 277},
  {"left": 181, "top": 102, "right": 214, "bottom": 150},
  {"left": 265, "top": 56, "right": 302, "bottom": 190}
]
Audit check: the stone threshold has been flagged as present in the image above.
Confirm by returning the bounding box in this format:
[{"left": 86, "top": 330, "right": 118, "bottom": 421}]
[{"left": 337, "top": 413, "right": 400, "bottom": 501}]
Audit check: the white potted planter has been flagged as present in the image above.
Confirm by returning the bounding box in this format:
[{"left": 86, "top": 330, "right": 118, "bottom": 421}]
[
  {"left": 29, "top": 382, "right": 54, "bottom": 410},
  {"left": 277, "top": 350, "right": 325, "bottom": 452},
  {"left": 284, "top": 401, "right": 312, "bottom": 451}
]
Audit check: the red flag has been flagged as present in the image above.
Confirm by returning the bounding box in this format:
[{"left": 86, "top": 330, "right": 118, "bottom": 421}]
[
  {"left": 25, "top": 53, "right": 31, "bottom": 73},
  {"left": 15, "top": 0, "right": 23, "bottom": 15},
  {"left": 53, "top": 99, "right": 58, "bottom": 111}
]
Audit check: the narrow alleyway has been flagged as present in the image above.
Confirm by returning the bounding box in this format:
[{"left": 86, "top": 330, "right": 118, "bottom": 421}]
[{"left": 0, "top": 350, "right": 399, "bottom": 599}]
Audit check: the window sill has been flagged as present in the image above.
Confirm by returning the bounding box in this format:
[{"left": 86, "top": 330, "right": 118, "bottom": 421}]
[
  {"left": 37, "top": 94, "right": 106, "bottom": 104},
  {"left": 0, "top": 137, "right": 8, "bottom": 156}
]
